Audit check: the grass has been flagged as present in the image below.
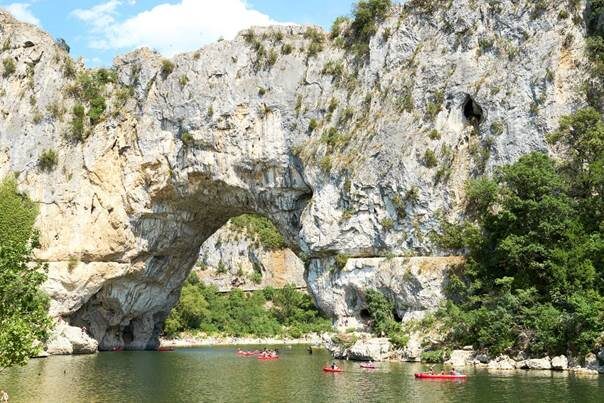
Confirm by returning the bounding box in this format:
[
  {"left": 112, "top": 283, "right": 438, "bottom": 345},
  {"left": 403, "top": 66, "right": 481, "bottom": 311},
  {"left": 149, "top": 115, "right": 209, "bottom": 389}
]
[{"left": 161, "top": 59, "right": 175, "bottom": 78}]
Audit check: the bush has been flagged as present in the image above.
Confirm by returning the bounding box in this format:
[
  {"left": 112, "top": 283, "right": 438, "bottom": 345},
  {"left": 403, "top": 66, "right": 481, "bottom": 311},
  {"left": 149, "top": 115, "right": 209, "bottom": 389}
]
[
  {"left": 181, "top": 131, "right": 194, "bottom": 145},
  {"left": 349, "top": 0, "right": 392, "bottom": 56},
  {"left": 69, "top": 104, "right": 86, "bottom": 141},
  {"left": 38, "top": 149, "right": 58, "bottom": 171},
  {"left": 423, "top": 150, "right": 437, "bottom": 168},
  {"left": 160, "top": 59, "right": 175, "bottom": 78},
  {"left": 2, "top": 57, "right": 15, "bottom": 77},
  {"left": 308, "top": 118, "right": 319, "bottom": 132},
  {"left": 381, "top": 217, "right": 394, "bottom": 230},
  {"left": 421, "top": 350, "right": 448, "bottom": 363},
  {"left": 319, "top": 156, "right": 332, "bottom": 172}
]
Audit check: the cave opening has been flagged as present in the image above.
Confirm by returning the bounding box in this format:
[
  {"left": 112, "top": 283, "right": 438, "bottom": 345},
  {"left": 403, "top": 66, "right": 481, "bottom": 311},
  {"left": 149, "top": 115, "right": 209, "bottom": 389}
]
[
  {"left": 360, "top": 308, "right": 371, "bottom": 321},
  {"left": 463, "top": 95, "right": 484, "bottom": 125}
]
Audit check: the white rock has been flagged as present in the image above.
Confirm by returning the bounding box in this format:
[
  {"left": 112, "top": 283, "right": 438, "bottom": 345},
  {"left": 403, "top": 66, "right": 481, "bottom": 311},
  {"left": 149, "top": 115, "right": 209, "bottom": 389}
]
[
  {"left": 445, "top": 349, "right": 475, "bottom": 367},
  {"left": 518, "top": 357, "right": 552, "bottom": 370},
  {"left": 488, "top": 355, "right": 516, "bottom": 370},
  {"left": 347, "top": 338, "right": 392, "bottom": 361},
  {"left": 46, "top": 321, "right": 97, "bottom": 355},
  {"left": 551, "top": 355, "right": 568, "bottom": 371}
]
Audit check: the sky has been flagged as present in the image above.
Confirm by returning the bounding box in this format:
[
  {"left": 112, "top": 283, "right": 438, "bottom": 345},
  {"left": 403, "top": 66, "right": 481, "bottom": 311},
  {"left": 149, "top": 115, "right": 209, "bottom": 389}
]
[{"left": 0, "top": 0, "right": 360, "bottom": 67}]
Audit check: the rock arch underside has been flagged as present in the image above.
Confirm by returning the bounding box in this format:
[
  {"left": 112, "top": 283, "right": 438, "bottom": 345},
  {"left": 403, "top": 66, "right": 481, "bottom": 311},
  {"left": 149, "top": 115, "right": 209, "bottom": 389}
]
[{"left": 0, "top": 1, "right": 590, "bottom": 350}]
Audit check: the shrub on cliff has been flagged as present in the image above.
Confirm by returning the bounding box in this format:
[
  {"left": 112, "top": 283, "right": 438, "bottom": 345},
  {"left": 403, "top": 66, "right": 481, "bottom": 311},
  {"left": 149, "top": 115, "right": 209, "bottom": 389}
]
[
  {"left": 0, "top": 177, "right": 52, "bottom": 369},
  {"left": 230, "top": 214, "right": 286, "bottom": 250}
]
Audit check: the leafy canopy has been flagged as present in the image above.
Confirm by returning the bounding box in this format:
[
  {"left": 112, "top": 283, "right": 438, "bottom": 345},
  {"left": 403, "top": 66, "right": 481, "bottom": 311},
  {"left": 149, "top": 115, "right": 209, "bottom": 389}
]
[{"left": 0, "top": 177, "right": 51, "bottom": 370}]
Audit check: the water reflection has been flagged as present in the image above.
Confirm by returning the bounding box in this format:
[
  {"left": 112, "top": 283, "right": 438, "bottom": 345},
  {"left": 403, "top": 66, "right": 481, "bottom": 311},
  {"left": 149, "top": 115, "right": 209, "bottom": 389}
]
[{"left": 0, "top": 347, "right": 602, "bottom": 403}]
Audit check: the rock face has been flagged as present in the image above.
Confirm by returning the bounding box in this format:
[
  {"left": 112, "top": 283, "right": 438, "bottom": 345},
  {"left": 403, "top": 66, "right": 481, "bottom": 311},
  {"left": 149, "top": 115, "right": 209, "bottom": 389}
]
[
  {"left": 195, "top": 220, "right": 305, "bottom": 291},
  {"left": 518, "top": 357, "right": 552, "bottom": 370},
  {"left": 308, "top": 256, "right": 465, "bottom": 328},
  {"left": 0, "top": 0, "right": 590, "bottom": 351}
]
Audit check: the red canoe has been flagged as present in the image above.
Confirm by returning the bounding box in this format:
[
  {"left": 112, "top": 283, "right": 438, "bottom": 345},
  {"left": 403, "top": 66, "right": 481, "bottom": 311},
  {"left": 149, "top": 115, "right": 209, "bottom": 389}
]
[
  {"left": 415, "top": 373, "right": 467, "bottom": 380},
  {"left": 157, "top": 347, "right": 174, "bottom": 352},
  {"left": 323, "top": 367, "right": 344, "bottom": 373}
]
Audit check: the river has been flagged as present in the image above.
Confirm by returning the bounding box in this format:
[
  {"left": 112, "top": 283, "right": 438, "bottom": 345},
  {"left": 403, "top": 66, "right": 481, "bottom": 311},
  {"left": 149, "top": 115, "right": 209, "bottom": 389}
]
[{"left": 0, "top": 346, "right": 602, "bottom": 402}]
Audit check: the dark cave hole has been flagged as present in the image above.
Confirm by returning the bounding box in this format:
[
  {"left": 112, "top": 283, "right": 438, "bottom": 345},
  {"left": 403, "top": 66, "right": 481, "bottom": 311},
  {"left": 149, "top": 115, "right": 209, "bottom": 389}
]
[
  {"left": 463, "top": 95, "right": 484, "bottom": 125},
  {"left": 392, "top": 309, "right": 402, "bottom": 322},
  {"left": 360, "top": 308, "right": 371, "bottom": 321}
]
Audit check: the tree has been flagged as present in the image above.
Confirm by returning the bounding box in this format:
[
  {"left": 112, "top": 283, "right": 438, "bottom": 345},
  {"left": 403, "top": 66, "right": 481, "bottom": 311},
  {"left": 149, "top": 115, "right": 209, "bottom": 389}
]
[{"left": 0, "top": 177, "right": 51, "bottom": 370}]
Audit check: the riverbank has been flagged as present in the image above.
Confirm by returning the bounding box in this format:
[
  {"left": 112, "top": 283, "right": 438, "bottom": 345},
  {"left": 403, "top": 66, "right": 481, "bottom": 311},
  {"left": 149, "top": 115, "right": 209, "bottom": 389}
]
[{"left": 159, "top": 333, "right": 327, "bottom": 348}]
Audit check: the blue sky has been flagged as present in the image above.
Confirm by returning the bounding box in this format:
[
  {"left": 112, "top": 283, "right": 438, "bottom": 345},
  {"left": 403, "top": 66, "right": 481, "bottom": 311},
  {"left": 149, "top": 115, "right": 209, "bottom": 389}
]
[{"left": 0, "top": 0, "right": 360, "bottom": 67}]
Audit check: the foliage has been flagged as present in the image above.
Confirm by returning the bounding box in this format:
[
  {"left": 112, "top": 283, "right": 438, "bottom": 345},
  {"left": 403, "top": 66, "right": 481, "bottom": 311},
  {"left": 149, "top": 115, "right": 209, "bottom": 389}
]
[
  {"left": 38, "top": 149, "right": 58, "bottom": 171},
  {"left": 421, "top": 349, "right": 448, "bottom": 363},
  {"left": 160, "top": 59, "right": 175, "bottom": 78},
  {"left": 365, "top": 290, "right": 408, "bottom": 348},
  {"left": 423, "top": 150, "right": 437, "bottom": 168},
  {"left": 0, "top": 177, "right": 52, "bottom": 370},
  {"left": 348, "top": 0, "right": 392, "bottom": 57},
  {"left": 436, "top": 110, "right": 604, "bottom": 357},
  {"left": 163, "top": 283, "right": 331, "bottom": 338},
  {"left": 230, "top": 214, "right": 286, "bottom": 250}
]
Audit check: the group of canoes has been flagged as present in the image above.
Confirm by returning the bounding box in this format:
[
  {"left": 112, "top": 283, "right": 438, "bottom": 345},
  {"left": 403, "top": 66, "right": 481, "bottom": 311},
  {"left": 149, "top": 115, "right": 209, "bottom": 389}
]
[
  {"left": 236, "top": 348, "right": 466, "bottom": 379},
  {"left": 236, "top": 348, "right": 279, "bottom": 360}
]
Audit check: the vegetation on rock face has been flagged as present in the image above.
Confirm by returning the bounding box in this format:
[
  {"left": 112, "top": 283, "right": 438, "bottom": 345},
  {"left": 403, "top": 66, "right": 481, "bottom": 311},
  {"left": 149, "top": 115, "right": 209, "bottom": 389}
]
[
  {"left": 434, "top": 107, "right": 604, "bottom": 358},
  {"left": 230, "top": 214, "right": 286, "bottom": 250},
  {"left": 38, "top": 149, "right": 58, "bottom": 171},
  {"left": 365, "top": 290, "right": 409, "bottom": 348},
  {"left": 164, "top": 276, "right": 331, "bottom": 338},
  {"left": 0, "top": 177, "right": 51, "bottom": 370}
]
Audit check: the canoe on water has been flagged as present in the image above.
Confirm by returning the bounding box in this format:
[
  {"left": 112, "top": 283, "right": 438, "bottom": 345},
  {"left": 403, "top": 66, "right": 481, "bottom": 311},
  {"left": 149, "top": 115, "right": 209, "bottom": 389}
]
[
  {"left": 323, "top": 367, "right": 344, "bottom": 373},
  {"left": 257, "top": 355, "right": 279, "bottom": 360},
  {"left": 414, "top": 373, "right": 467, "bottom": 380},
  {"left": 360, "top": 364, "right": 377, "bottom": 369},
  {"left": 236, "top": 351, "right": 259, "bottom": 356}
]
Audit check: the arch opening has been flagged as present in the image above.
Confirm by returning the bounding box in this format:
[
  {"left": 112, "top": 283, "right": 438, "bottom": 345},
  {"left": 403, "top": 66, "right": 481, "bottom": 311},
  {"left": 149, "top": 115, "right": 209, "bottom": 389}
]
[{"left": 462, "top": 95, "right": 485, "bottom": 125}]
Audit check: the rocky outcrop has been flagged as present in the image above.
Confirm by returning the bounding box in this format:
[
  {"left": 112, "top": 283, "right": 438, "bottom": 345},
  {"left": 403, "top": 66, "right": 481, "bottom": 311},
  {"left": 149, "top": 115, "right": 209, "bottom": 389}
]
[
  {"left": 445, "top": 349, "right": 475, "bottom": 367},
  {"left": 517, "top": 357, "right": 552, "bottom": 370},
  {"left": 195, "top": 220, "right": 305, "bottom": 291},
  {"left": 307, "top": 256, "right": 464, "bottom": 328},
  {"left": 324, "top": 333, "right": 392, "bottom": 361},
  {"left": 0, "top": 0, "right": 591, "bottom": 351},
  {"left": 45, "top": 320, "right": 98, "bottom": 355},
  {"left": 551, "top": 355, "right": 568, "bottom": 371},
  {"left": 487, "top": 355, "right": 516, "bottom": 370}
]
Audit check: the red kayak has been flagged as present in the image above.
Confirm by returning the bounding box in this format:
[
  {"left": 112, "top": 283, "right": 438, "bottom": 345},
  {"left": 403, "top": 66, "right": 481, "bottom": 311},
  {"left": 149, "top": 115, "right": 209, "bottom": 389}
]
[
  {"left": 157, "top": 347, "right": 174, "bottom": 352},
  {"left": 415, "top": 373, "right": 467, "bottom": 380},
  {"left": 360, "top": 364, "right": 377, "bottom": 369},
  {"left": 323, "top": 367, "right": 344, "bottom": 373}
]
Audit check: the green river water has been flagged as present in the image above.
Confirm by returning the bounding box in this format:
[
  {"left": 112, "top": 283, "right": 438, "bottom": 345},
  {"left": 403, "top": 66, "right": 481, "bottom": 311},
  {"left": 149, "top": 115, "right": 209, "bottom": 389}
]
[{"left": 0, "top": 346, "right": 602, "bottom": 402}]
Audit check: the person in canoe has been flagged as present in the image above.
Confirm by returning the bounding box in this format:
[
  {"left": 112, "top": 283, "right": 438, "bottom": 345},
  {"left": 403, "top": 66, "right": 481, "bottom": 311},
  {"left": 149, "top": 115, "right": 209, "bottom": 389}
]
[
  {"left": 428, "top": 365, "right": 435, "bottom": 375},
  {"left": 330, "top": 362, "right": 340, "bottom": 370},
  {"left": 450, "top": 367, "right": 459, "bottom": 375}
]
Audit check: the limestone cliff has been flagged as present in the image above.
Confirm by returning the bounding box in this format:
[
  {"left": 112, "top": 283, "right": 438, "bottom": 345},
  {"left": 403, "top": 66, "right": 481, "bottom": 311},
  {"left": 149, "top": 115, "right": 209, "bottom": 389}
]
[
  {"left": 195, "top": 219, "right": 305, "bottom": 292},
  {"left": 0, "top": 0, "right": 590, "bottom": 350}
]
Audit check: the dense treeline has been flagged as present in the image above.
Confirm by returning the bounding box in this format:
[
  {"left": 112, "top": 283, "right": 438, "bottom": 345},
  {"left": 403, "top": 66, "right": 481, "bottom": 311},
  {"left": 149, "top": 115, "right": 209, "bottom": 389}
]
[
  {"left": 435, "top": 107, "right": 603, "bottom": 357},
  {"left": 164, "top": 274, "right": 332, "bottom": 338},
  {"left": 0, "top": 177, "right": 51, "bottom": 370}
]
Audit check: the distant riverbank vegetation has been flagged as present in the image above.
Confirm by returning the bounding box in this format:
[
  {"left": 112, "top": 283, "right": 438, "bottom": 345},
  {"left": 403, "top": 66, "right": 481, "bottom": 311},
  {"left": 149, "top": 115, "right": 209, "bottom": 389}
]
[{"left": 163, "top": 274, "right": 332, "bottom": 338}]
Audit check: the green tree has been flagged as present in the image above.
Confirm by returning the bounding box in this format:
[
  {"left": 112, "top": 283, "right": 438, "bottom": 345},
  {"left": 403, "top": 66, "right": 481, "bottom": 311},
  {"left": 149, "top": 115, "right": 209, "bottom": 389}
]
[{"left": 0, "top": 177, "right": 51, "bottom": 370}]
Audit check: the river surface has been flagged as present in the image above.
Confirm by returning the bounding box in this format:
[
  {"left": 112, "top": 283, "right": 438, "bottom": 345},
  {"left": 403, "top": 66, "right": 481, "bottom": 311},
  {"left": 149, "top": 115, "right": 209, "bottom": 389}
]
[{"left": 0, "top": 346, "right": 602, "bottom": 402}]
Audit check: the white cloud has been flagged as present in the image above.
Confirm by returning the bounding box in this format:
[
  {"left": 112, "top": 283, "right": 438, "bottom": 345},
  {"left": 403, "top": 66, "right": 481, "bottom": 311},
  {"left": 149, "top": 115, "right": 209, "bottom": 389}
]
[
  {"left": 72, "top": 0, "right": 283, "bottom": 57},
  {"left": 3, "top": 2, "right": 40, "bottom": 26}
]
